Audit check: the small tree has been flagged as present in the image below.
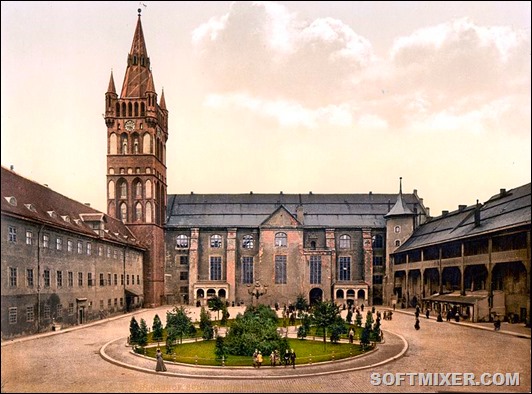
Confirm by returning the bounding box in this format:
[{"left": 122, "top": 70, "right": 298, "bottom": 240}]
[
  {"left": 372, "top": 316, "right": 381, "bottom": 342},
  {"left": 199, "top": 307, "right": 214, "bottom": 340},
  {"left": 138, "top": 318, "right": 148, "bottom": 347},
  {"left": 166, "top": 306, "right": 194, "bottom": 352},
  {"left": 152, "top": 314, "right": 164, "bottom": 343},
  {"left": 295, "top": 294, "right": 309, "bottom": 317},
  {"left": 311, "top": 300, "right": 341, "bottom": 345},
  {"left": 220, "top": 306, "right": 230, "bottom": 326},
  {"left": 208, "top": 296, "right": 225, "bottom": 321},
  {"left": 355, "top": 311, "right": 362, "bottom": 328},
  {"left": 129, "top": 316, "right": 140, "bottom": 345},
  {"left": 360, "top": 326, "right": 371, "bottom": 350},
  {"left": 346, "top": 309, "right": 353, "bottom": 324},
  {"left": 297, "top": 325, "right": 307, "bottom": 339},
  {"left": 214, "top": 335, "right": 228, "bottom": 361}
]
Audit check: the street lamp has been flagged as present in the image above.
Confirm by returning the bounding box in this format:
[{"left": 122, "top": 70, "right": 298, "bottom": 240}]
[{"left": 247, "top": 280, "right": 268, "bottom": 306}]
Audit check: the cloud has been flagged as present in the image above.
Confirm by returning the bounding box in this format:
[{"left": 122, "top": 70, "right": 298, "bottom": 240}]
[{"left": 192, "top": 3, "right": 530, "bottom": 135}]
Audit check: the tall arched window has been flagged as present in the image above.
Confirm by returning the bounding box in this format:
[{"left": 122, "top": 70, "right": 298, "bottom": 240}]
[
  {"left": 146, "top": 202, "right": 152, "bottom": 223},
  {"left": 135, "top": 181, "right": 142, "bottom": 198},
  {"left": 121, "top": 134, "right": 128, "bottom": 154},
  {"left": 108, "top": 180, "right": 115, "bottom": 199},
  {"left": 275, "top": 232, "right": 287, "bottom": 247},
  {"left": 373, "top": 234, "right": 384, "bottom": 248},
  {"left": 143, "top": 133, "right": 151, "bottom": 154},
  {"left": 109, "top": 133, "right": 117, "bottom": 154},
  {"left": 135, "top": 202, "right": 142, "bottom": 221},
  {"left": 119, "top": 181, "right": 127, "bottom": 199},
  {"left": 120, "top": 203, "right": 127, "bottom": 222},
  {"left": 145, "top": 180, "right": 152, "bottom": 198},
  {"left": 339, "top": 234, "right": 351, "bottom": 249}
]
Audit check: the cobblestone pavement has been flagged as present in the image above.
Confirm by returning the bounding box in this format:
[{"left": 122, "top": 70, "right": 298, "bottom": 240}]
[{"left": 1, "top": 306, "right": 530, "bottom": 393}]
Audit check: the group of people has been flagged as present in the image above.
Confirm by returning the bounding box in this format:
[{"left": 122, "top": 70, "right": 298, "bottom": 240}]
[{"left": 254, "top": 348, "right": 296, "bottom": 368}]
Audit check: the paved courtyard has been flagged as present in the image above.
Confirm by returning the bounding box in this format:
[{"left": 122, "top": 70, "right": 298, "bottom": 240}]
[{"left": 1, "top": 306, "right": 530, "bottom": 393}]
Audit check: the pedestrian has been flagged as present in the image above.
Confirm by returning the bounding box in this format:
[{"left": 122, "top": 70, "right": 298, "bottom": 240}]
[
  {"left": 252, "top": 349, "right": 259, "bottom": 368},
  {"left": 425, "top": 309, "right": 430, "bottom": 319},
  {"left": 348, "top": 328, "right": 354, "bottom": 344},
  {"left": 494, "top": 316, "right": 501, "bottom": 331},
  {"left": 257, "top": 351, "right": 263, "bottom": 368},
  {"left": 290, "top": 348, "right": 296, "bottom": 369},
  {"left": 446, "top": 310, "right": 452, "bottom": 322},
  {"left": 284, "top": 349, "right": 290, "bottom": 367},
  {"left": 454, "top": 312, "right": 460, "bottom": 322},
  {"left": 155, "top": 348, "right": 167, "bottom": 372},
  {"left": 437, "top": 312, "right": 443, "bottom": 322},
  {"left": 270, "top": 350, "right": 276, "bottom": 366},
  {"left": 361, "top": 304, "right": 364, "bottom": 312},
  {"left": 414, "top": 318, "right": 420, "bottom": 330}
]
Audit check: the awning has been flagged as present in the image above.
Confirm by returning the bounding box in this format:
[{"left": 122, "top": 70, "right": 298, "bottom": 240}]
[
  {"left": 423, "top": 293, "right": 487, "bottom": 305},
  {"left": 125, "top": 288, "right": 143, "bottom": 297}
]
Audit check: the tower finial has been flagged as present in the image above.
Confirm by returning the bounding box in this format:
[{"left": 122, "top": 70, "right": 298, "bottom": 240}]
[
  {"left": 138, "top": 8, "right": 142, "bottom": 16},
  {"left": 399, "top": 177, "right": 403, "bottom": 195}
]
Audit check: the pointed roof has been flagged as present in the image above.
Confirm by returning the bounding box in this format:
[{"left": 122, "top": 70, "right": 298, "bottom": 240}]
[
  {"left": 385, "top": 177, "right": 414, "bottom": 218},
  {"left": 107, "top": 70, "right": 116, "bottom": 94},
  {"left": 120, "top": 10, "right": 154, "bottom": 98},
  {"left": 159, "top": 89, "right": 167, "bottom": 110}
]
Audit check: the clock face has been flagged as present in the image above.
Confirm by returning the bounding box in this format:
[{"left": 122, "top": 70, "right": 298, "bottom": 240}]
[{"left": 125, "top": 120, "right": 135, "bottom": 131}]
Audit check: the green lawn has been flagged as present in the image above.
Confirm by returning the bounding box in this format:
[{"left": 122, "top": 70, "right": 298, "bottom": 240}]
[{"left": 141, "top": 338, "right": 373, "bottom": 367}]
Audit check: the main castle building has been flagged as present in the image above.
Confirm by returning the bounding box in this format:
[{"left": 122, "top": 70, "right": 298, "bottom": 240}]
[{"left": 1, "top": 10, "right": 529, "bottom": 339}]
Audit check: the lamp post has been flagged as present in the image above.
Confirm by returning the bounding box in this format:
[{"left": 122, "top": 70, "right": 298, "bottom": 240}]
[{"left": 247, "top": 280, "right": 268, "bottom": 306}]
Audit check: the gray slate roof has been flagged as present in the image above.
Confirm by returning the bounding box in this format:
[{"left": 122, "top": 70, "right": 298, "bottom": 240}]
[
  {"left": 395, "top": 182, "right": 531, "bottom": 252},
  {"left": 166, "top": 192, "right": 424, "bottom": 228}
]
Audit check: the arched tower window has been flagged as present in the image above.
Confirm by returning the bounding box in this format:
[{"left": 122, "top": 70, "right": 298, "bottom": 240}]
[
  {"left": 134, "top": 102, "right": 139, "bottom": 117},
  {"left": 119, "top": 180, "right": 127, "bottom": 199},
  {"left": 275, "top": 232, "right": 287, "bottom": 247},
  {"left": 135, "top": 202, "right": 142, "bottom": 221},
  {"left": 115, "top": 102, "right": 120, "bottom": 117},
  {"left": 120, "top": 203, "right": 127, "bottom": 222},
  {"left": 120, "top": 133, "right": 128, "bottom": 154},
  {"left": 109, "top": 133, "right": 118, "bottom": 154},
  {"left": 145, "top": 180, "right": 152, "bottom": 198},
  {"left": 128, "top": 102, "right": 133, "bottom": 117},
  {"left": 108, "top": 180, "right": 115, "bottom": 199},
  {"left": 143, "top": 133, "right": 151, "bottom": 154},
  {"left": 135, "top": 180, "right": 142, "bottom": 198},
  {"left": 146, "top": 202, "right": 152, "bottom": 223},
  {"left": 140, "top": 102, "right": 145, "bottom": 116},
  {"left": 121, "top": 102, "right": 126, "bottom": 118}
]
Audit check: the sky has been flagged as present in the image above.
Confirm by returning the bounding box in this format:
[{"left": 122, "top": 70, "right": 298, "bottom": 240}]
[{"left": 1, "top": 1, "right": 531, "bottom": 217}]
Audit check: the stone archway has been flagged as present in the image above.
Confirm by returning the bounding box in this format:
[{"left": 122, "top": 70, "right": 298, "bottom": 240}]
[{"left": 309, "top": 288, "right": 323, "bottom": 305}]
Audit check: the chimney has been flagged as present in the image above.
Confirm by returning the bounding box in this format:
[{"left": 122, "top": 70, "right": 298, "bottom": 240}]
[
  {"left": 474, "top": 200, "right": 481, "bottom": 227},
  {"left": 309, "top": 191, "right": 313, "bottom": 195},
  {"left": 458, "top": 205, "right": 466, "bottom": 211},
  {"left": 10, "top": 165, "right": 14, "bottom": 171},
  {"left": 500, "top": 188, "right": 506, "bottom": 197},
  {"left": 249, "top": 191, "right": 253, "bottom": 195},
  {"left": 442, "top": 210, "right": 449, "bottom": 216},
  {"left": 84, "top": 203, "right": 91, "bottom": 207},
  {"left": 296, "top": 205, "right": 304, "bottom": 224}
]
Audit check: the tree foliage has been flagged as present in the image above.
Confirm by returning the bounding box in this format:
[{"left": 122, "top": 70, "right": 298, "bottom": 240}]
[
  {"left": 166, "top": 306, "right": 194, "bottom": 352},
  {"left": 311, "top": 300, "right": 341, "bottom": 344},
  {"left": 152, "top": 314, "right": 164, "bottom": 342},
  {"left": 208, "top": 296, "right": 225, "bottom": 321},
  {"left": 223, "top": 304, "right": 288, "bottom": 356},
  {"left": 138, "top": 318, "right": 148, "bottom": 346},
  {"left": 129, "top": 316, "right": 140, "bottom": 344},
  {"left": 294, "top": 294, "right": 309, "bottom": 317},
  {"left": 199, "top": 307, "right": 214, "bottom": 340}
]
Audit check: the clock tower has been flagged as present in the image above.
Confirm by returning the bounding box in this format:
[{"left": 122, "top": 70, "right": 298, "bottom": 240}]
[{"left": 104, "top": 9, "right": 168, "bottom": 307}]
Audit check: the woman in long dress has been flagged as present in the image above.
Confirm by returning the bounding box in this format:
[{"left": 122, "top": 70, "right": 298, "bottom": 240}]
[{"left": 155, "top": 348, "right": 167, "bottom": 372}]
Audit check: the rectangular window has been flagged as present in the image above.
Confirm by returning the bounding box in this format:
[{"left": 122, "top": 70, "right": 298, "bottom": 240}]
[
  {"left": 8, "top": 226, "right": 17, "bottom": 243},
  {"left": 121, "top": 274, "right": 124, "bottom": 285},
  {"left": 126, "top": 274, "right": 129, "bottom": 286},
  {"left": 98, "top": 246, "right": 103, "bottom": 256},
  {"left": 242, "top": 257, "right": 254, "bottom": 284},
  {"left": 309, "top": 255, "right": 322, "bottom": 284},
  {"left": 78, "top": 272, "right": 83, "bottom": 287},
  {"left": 56, "top": 304, "right": 63, "bottom": 318},
  {"left": 27, "top": 268, "right": 34, "bottom": 287},
  {"left": 88, "top": 272, "right": 93, "bottom": 287},
  {"left": 68, "top": 271, "right": 73, "bottom": 287},
  {"left": 56, "top": 271, "right": 63, "bottom": 287},
  {"left": 100, "top": 273, "right": 105, "bottom": 286},
  {"left": 373, "top": 256, "right": 383, "bottom": 266},
  {"left": 275, "top": 255, "right": 287, "bottom": 284},
  {"left": 26, "top": 306, "right": 34, "bottom": 322},
  {"left": 68, "top": 303, "right": 74, "bottom": 315},
  {"left": 77, "top": 241, "right": 83, "bottom": 254},
  {"left": 179, "top": 271, "right": 188, "bottom": 280},
  {"left": 114, "top": 273, "right": 118, "bottom": 286},
  {"left": 113, "top": 249, "right": 118, "bottom": 259},
  {"left": 373, "top": 275, "right": 383, "bottom": 285},
  {"left": 339, "top": 257, "right": 351, "bottom": 281},
  {"left": 210, "top": 256, "right": 222, "bottom": 281},
  {"left": 9, "top": 307, "right": 17, "bottom": 324},
  {"left": 137, "top": 275, "right": 140, "bottom": 285},
  {"left": 180, "top": 255, "right": 189, "bottom": 265},
  {"left": 107, "top": 247, "right": 111, "bottom": 258},
  {"left": 108, "top": 273, "right": 112, "bottom": 286},
  {"left": 114, "top": 298, "right": 118, "bottom": 307},
  {"left": 9, "top": 267, "right": 17, "bottom": 287},
  {"left": 120, "top": 298, "right": 124, "bottom": 307},
  {"left": 100, "top": 300, "right": 104, "bottom": 310},
  {"left": 44, "top": 270, "right": 50, "bottom": 287},
  {"left": 67, "top": 240, "right": 73, "bottom": 252},
  {"left": 43, "top": 305, "right": 51, "bottom": 319},
  {"left": 86, "top": 242, "right": 92, "bottom": 255},
  {"left": 107, "top": 299, "right": 112, "bottom": 309},
  {"left": 26, "top": 230, "right": 33, "bottom": 245},
  {"left": 56, "top": 237, "right": 63, "bottom": 251},
  {"left": 43, "top": 234, "right": 49, "bottom": 248}
]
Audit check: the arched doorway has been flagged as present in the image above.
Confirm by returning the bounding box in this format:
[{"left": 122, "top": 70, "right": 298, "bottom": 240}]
[{"left": 309, "top": 288, "right": 323, "bottom": 305}]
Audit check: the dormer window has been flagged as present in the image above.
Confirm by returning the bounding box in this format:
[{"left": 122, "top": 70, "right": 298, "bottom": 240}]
[
  {"left": 25, "top": 203, "right": 36, "bottom": 212},
  {"left": 5, "top": 196, "right": 17, "bottom": 206},
  {"left": 47, "top": 210, "right": 57, "bottom": 219},
  {"left": 61, "top": 215, "right": 70, "bottom": 223}
]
